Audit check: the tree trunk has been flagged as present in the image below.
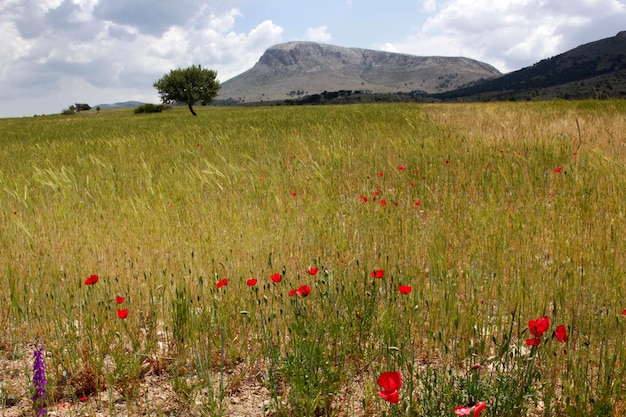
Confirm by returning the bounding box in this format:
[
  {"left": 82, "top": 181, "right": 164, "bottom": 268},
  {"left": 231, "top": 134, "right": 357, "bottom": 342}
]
[{"left": 188, "top": 103, "right": 197, "bottom": 116}]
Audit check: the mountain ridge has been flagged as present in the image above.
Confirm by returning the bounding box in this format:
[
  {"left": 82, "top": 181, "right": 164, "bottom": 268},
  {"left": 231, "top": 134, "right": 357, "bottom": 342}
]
[
  {"left": 434, "top": 31, "right": 626, "bottom": 101},
  {"left": 217, "top": 42, "right": 501, "bottom": 103}
]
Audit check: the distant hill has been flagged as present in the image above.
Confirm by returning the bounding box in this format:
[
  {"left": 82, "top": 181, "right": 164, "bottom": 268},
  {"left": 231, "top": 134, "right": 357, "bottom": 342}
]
[
  {"left": 435, "top": 31, "right": 626, "bottom": 101},
  {"left": 216, "top": 42, "right": 501, "bottom": 103},
  {"left": 94, "top": 101, "right": 146, "bottom": 110}
]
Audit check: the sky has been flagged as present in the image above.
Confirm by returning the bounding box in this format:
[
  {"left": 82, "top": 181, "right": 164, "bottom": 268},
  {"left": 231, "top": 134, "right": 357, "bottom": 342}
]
[{"left": 1, "top": 0, "right": 625, "bottom": 118}]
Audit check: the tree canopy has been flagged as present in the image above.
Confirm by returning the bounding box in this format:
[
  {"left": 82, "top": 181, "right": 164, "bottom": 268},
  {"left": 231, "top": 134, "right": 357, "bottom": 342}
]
[{"left": 153, "top": 65, "right": 221, "bottom": 116}]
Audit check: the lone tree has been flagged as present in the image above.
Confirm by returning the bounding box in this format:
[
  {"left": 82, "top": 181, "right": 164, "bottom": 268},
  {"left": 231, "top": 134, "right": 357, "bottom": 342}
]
[{"left": 153, "top": 65, "right": 221, "bottom": 116}]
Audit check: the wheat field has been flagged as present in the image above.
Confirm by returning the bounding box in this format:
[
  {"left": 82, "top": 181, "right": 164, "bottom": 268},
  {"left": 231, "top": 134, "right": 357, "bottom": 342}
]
[{"left": 1, "top": 101, "right": 625, "bottom": 416}]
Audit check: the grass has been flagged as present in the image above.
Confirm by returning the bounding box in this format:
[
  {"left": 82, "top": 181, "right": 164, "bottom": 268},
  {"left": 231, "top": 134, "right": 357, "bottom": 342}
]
[{"left": 1, "top": 100, "right": 626, "bottom": 416}]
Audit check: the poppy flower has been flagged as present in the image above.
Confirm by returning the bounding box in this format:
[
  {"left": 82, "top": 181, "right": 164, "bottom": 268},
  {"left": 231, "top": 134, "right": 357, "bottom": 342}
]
[
  {"left": 397, "top": 165, "right": 405, "bottom": 170},
  {"left": 288, "top": 289, "right": 297, "bottom": 297},
  {"left": 270, "top": 273, "right": 281, "bottom": 283},
  {"left": 306, "top": 267, "right": 319, "bottom": 275},
  {"left": 529, "top": 315, "right": 550, "bottom": 338},
  {"left": 291, "top": 192, "right": 296, "bottom": 197},
  {"left": 554, "top": 167, "right": 563, "bottom": 173},
  {"left": 378, "top": 172, "right": 384, "bottom": 177},
  {"left": 115, "top": 296, "right": 125, "bottom": 304},
  {"left": 454, "top": 401, "right": 486, "bottom": 416},
  {"left": 370, "top": 269, "right": 385, "bottom": 279},
  {"left": 117, "top": 309, "right": 128, "bottom": 319},
  {"left": 381, "top": 199, "right": 387, "bottom": 206},
  {"left": 216, "top": 279, "right": 228, "bottom": 288},
  {"left": 554, "top": 325, "right": 568, "bottom": 342},
  {"left": 377, "top": 371, "right": 402, "bottom": 404},
  {"left": 84, "top": 274, "right": 99, "bottom": 285},
  {"left": 359, "top": 195, "right": 369, "bottom": 202},
  {"left": 247, "top": 278, "right": 258, "bottom": 286},
  {"left": 296, "top": 285, "right": 311, "bottom": 297},
  {"left": 398, "top": 285, "right": 412, "bottom": 295},
  {"left": 622, "top": 309, "right": 626, "bottom": 316},
  {"left": 414, "top": 201, "right": 421, "bottom": 207},
  {"left": 525, "top": 337, "right": 542, "bottom": 347}
]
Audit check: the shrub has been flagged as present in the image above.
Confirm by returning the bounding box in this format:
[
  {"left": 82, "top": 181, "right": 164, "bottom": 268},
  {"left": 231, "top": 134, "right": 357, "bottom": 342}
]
[{"left": 134, "top": 103, "right": 165, "bottom": 114}]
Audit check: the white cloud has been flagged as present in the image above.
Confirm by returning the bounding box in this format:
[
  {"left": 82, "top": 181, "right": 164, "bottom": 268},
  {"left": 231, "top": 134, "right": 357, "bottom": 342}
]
[
  {"left": 421, "top": 0, "right": 437, "bottom": 13},
  {"left": 0, "top": 20, "right": 33, "bottom": 78},
  {"left": 380, "top": 0, "right": 626, "bottom": 73},
  {"left": 304, "top": 26, "right": 333, "bottom": 43},
  {"left": 0, "top": 4, "right": 284, "bottom": 116}
]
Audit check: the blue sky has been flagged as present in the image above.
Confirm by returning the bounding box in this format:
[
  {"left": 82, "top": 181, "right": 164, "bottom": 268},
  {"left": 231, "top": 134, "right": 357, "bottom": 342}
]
[{"left": 1, "top": 0, "right": 625, "bottom": 117}]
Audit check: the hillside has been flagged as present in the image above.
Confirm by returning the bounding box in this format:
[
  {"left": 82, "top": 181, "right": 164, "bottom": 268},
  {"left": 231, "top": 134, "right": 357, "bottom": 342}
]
[
  {"left": 436, "top": 31, "right": 626, "bottom": 101},
  {"left": 216, "top": 42, "right": 501, "bottom": 103}
]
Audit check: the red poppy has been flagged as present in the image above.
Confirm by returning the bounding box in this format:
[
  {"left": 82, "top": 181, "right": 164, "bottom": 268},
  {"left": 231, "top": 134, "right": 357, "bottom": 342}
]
[
  {"left": 378, "top": 172, "right": 384, "bottom": 177},
  {"left": 117, "top": 309, "right": 128, "bottom": 319},
  {"left": 247, "top": 278, "right": 258, "bottom": 286},
  {"left": 414, "top": 201, "right": 421, "bottom": 207},
  {"left": 115, "top": 296, "right": 125, "bottom": 304},
  {"left": 398, "top": 285, "right": 412, "bottom": 295},
  {"left": 296, "top": 285, "right": 311, "bottom": 297},
  {"left": 525, "top": 337, "right": 542, "bottom": 347},
  {"left": 454, "top": 401, "right": 486, "bottom": 416},
  {"left": 397, "top": 165, "right": 405, "bottom": 170},
  {"left": 622, "top": 309, "right": 626, "bottom": 316},
  {"left": 270, "top": 273, "right": 281, "bottom": 283},
  {"left": 291, "top": 192, "right": 297, "bottom": 197},
  {"left": 554, "top": 325, "right": 568, "bottom": 342},
  {"left": 79, "top": 396, "right": 89, "bottom": 402},
  {"left": 377, "top": 371, "right": 402, "bottom": 404},
  {"left": 554, "top": 167, "right": 563, "bottom": 173},
  {"left": 370, "top": 269, "right": 385, "bottom": 278},
  {"left": 306, "top": 267, "right": 319, "bottom": 275},
  {"left": 381, "top": 199, "right": 387, "bottom": 206},
  {"left": 529, "top": 315, "right": 550, "bottom": 338},
  {"left": 288, "top": 289, "right": 297, "bottom": 297},
  {"left": 359, "top": 195, "right": 369, "bottom": 202},
  {"left": 445, "top": 159, "right": 450, "bottom": 164},
  {"left": 216, "top": 279, "right": 228, "bottom": 288},
  {"left": 84, "top": 274, "right": 99, "bottom": 285}
]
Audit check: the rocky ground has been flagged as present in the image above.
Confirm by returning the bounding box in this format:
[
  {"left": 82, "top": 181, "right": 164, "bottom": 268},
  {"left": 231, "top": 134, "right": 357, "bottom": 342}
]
[{"left": 1, "top": 348, "right": 272, "bottom": 417}]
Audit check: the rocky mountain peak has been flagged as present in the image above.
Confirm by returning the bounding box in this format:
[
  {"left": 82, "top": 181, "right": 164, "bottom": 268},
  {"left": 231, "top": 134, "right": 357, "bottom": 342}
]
[{"left": 218, "top": 42, "right": 501, "bottom": 103}]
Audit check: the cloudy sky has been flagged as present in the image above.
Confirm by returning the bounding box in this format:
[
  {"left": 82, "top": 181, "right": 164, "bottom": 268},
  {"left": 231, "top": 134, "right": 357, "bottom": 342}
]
[{"left": 1, "top": 0, "right": 625, "bottom": 117}]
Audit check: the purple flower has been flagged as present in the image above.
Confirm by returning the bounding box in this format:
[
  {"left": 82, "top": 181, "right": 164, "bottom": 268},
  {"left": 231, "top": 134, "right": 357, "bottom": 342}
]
[{"left": 32, "top": 345, "right": 48, "bottom": 416}]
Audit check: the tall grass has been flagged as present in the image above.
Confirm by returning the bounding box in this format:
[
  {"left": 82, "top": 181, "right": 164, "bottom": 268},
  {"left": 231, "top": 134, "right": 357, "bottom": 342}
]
[{"left": 1, "top": 101, "right": 625, "bottom": 416}]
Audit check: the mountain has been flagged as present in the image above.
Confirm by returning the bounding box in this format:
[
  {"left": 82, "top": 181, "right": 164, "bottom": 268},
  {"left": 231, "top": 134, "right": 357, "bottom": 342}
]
[
  {"left": 216, "top": 42, "right": 501, "bottom": 103},
  {"left": 436, "top": 31, "right": 626, "bottom": 101},
  {"left": 94, "top": 101, "right": 147, "bottom": 109}
]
